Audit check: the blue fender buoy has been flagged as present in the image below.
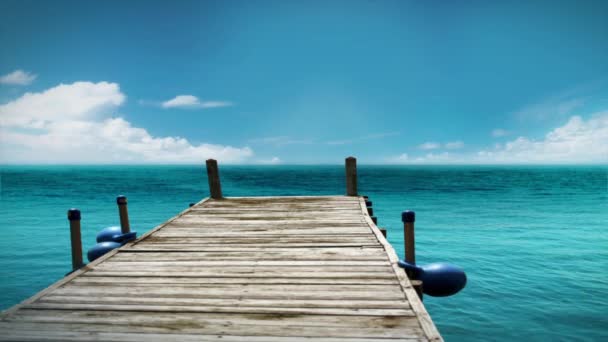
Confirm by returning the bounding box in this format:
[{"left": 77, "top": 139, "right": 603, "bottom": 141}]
[
  {"left": 398, "top": 260, "right": 467, "bottom": 297},
  {"left": 96, "top": 226, "right": 137, "bottom": 244},
  {"left": 87, "top": 241, "right": 121, "bottom": 262}
]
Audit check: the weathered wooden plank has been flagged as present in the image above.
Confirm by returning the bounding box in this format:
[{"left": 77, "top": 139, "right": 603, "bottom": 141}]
[
  {"left": 129, "top": 243, "right": 380, "bottom": 250},
  {"left": 25, "top": 302, "right": 415, "bottom": 316},
  {"left": 143, "top": 235, "right": 377, "bottom": 242},
  {"left": 58, "top": 283, "right": 403, "bottom": 295},
  {"left": 9, "top": 309, "right": 420, "bottom": 330},
  {"left": 72, "top": 276, "right": 400, "bottom": 285},
  {"left": 85, "top": 270, "right": 397, "bottom": 278},
  {"left": 158, "top": 228, "right": 371, "bottom": 236},
  {"left": 49, "top": 288, "right": 403, "bottom": 301},
  {"left": 0, "top": 327, "right": 426, "bottom": 342},
  {"left": 112, "top": 248, "right": 388, "bottom": 261},
  {"left": 0, "top": 318, "right": 423, "bottom": 338},
  {"left": 99, "top": 260, "right": 389, "bottom": 266},
  {"left": 38, "top": 295, "right": 410, "bottom": 310}
]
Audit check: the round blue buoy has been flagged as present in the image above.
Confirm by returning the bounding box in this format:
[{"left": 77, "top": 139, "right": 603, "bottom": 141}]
[
  {"left": 87, "top": 241, "right": 121, "bottom": 262},
  {"left": 398, "top": 260, "right": 467, "bottom": 297},
  {"left": 420, "top": 262, "right": 467, "bottom": 297},
  {"left": 96, "top": 226, "right": 137, "bottom": 243},
  {"left": 96, "top": 226, "right": 122, "bottom": 243}
]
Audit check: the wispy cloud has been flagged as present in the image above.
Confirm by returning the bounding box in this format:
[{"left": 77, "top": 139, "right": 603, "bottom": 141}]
[
  {"left": 514, "top": 90, "right": 588, "bottom": 122},
  {"left": 257, "top": 156, "right": 281, "bottom": 165},
  {"left": 445, "top": 141, "right": 464, "bottom": 149},
  {"left": 0, "top": 70, "right": 37, "bottom": 86},
  {"left": 388, "top": 153, "right": 409, "bottom": 163},
  {"left": 0, "top": 82, "right": 252, "bottom": 163},
  {"left": 249, "top": 136, "right": 313, "bottom": 146},
  {"left": 326, "top": 131, "right": 399, "bottom": 145},
  {"left": 161, "top": 95, "right": 232, "bottom": 109},
  {"left": 418, "top": 142, "right": 440, "bottom": 150},
  {"left": 491, "top": 128, "right": 509, "bottom": 137},
  {"left": 417, "top": 141, "right": 464, "bottom": 150}
]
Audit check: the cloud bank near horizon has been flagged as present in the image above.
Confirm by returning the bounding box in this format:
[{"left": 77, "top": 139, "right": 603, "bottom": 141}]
[
  {"left": 391, "top": 113, "right": 608, "bottom": 164},
  {"left": 0, "top": 82, "right": 252, "bottom": 163}
]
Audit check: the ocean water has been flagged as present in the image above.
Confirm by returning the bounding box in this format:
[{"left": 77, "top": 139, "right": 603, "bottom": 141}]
[{"left": 0, "top": 165, "right": 606, "bottom": 341}]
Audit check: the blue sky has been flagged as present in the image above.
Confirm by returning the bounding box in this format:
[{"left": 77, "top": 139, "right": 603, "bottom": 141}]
[{"left": 1, "top": 0, "right": 607, "bottom": 164}]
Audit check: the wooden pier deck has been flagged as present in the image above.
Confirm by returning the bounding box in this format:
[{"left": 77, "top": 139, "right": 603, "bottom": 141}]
[{"left": 0, "top": 195, "right": 441, "bottom": 341}]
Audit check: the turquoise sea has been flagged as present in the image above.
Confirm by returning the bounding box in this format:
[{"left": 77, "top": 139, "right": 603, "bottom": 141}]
[{"left": 0, "top": 165, "right": 606, "bottom": 341}]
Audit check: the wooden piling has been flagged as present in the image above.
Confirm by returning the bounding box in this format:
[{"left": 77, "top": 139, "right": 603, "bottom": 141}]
[
  {"left": 402, "top": 210, "right": 422, "bottom": 300},
  {"left": 206, "top": 159, "right": 223, "bottom": 199},
  {"left": 345, "top": 156, "right": 357, "bottom": 196},
  {"left": 402, "top": 210, "right": 416, "bottom": 264},
  {"left": 116, "top": 195, "right": 130, "bottom": 234},
  {"left": 67, "top": 209, "right": 83, "bottom": 271}
]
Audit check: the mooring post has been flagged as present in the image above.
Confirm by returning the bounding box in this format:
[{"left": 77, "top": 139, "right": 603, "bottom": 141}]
[
  {"left": 402, "top": 210, "right": 416, "bottom": 264},
  {"left": 116, "top": 195, "right": 131, "bottom": 234},
  {"left": 67, "top": 208, "right": 84, "bottom": 271},
  {"left": 206, "top": 159, "right": 223, "bottom": 199},
  {"left": 402, "top": 210, "right": 423, "bottom": 299},
  {"left": 345, "top": 156, "right": 357, "bottom": 196}
]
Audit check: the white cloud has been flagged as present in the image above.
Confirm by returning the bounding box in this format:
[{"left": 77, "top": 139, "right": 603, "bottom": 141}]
[
  {"left": 0, "top": 70, "right": 37, "bottom": 85},
  {"left": 258, "top": 156, "right": 281, "bottom": 165},
  {"left": 161, "top": 95, "right": 232, "bottom": 109},
  {"left": 491, "top": 129, "right": 509, "bottom": 137},
  {"left": 0, "top": 81, "right": 125, "bottom": 128},
  {"left": 445, "top": 141, "right": 464, "bottom": 149},
  {"left": 0, "top": 82, "right": 252, "bottom": 163},
  {"left": 390, "top": 113, "right": 608, "bottom": 164},
  {"left": 477, "top": 113, "right": 608, "bottom": 163},
  {"left": 418, "top": 142, "right": 440, "bottom": 150}
]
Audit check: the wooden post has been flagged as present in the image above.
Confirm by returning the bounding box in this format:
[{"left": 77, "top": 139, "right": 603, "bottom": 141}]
[
  {"left": 402, "top": 210, "right": 422, "bottom": 299},
  {"left": 402, "top": 210, "right": 416, "bottom": 264},
  {"left": 345, "top": 157, "right": 357, "bottom": 196},
  {"left": 116, "top": 195, "right": 130, "bottom": 234},
  {"left": 380, "top": 228, "right": 387, "bottom": 237},
  {"left": 206, "top": 159, "right": 223, "bottom": 199},
  {"left": 67, "top": 209, "right": 83, "bottom": 271}
]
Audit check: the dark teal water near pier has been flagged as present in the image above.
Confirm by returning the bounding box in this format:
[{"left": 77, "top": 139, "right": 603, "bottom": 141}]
[{"left": 0, "top": 165, "right": 606, "bottom": 341}]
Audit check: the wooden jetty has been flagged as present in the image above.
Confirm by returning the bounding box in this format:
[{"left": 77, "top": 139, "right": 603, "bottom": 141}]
[{"left": 0, "top": 158, "right": 442, "bottom": 341}]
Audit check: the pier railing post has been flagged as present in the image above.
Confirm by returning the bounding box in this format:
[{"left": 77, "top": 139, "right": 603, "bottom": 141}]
[
  {"left": 402, "top": 210, "right": 423, "bottom": 299},
  {"left": 67, "top": 209, "right": 84, "bottom": 271},
  {"left": 117, "top": 195, "right": 131, "bottom": 234},
  {"left": 345, "top": 156, "right": 357, "bottom": 196},
  {"left": 206, "top": 159, "right": 223, "bottom": 199},
  {"left": 402, "top": 210, "right": 416, "bottom": 264}
]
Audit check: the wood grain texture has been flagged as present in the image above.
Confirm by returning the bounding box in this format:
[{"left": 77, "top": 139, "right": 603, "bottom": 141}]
[{"left": 0, "top": 195, "right": 441, "bottom": 341}]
